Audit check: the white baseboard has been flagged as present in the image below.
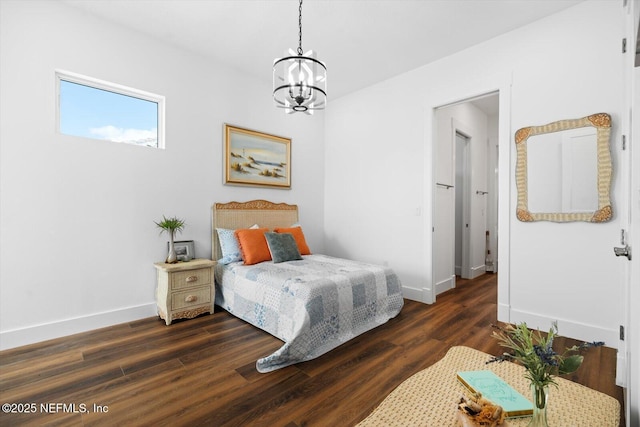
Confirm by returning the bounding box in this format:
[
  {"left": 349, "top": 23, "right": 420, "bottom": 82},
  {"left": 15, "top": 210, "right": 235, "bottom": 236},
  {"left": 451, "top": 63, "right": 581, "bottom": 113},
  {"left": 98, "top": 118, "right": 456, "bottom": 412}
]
[
  {"left": 497, "top": 302, "right": 510, "bottom": 323},
  {"left": 0, "top": 303, "right": 157, "bottom": 351},
  {"left": 469, "top": 265, "right": 486, "bottom": 279},
  {"left": 508, "top": 308, "right": 619, "bottom": 350},
  {"left": 435, "top": 275, "right": 455, "bottom": 295},
  {"left": 402, "top": 285, "right": 422, "bottom": 301},
  {"left": 616, "top": 350, "right": 627, "bottom": 387},
  {"left": 422, "top": 287, "right": 435, "bottom": 304},
  {"left": 402, "top": 285, "right": 435, "bottom": 304}
]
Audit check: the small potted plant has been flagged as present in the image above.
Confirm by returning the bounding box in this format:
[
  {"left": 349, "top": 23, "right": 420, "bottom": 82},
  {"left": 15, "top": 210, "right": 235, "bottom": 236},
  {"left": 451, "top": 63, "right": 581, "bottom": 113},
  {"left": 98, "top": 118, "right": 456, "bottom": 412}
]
[{"left": 155, "top": 215, "right": 185, "bottom": 264}]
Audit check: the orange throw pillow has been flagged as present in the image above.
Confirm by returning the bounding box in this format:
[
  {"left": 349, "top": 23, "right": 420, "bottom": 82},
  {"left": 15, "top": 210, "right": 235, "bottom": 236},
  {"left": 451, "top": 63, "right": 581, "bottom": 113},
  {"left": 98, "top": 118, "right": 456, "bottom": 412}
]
[
  {"left": 235, "top": 228, "right": 271, "bottom": 265},
  {"left": 274, "top": 226, "right": 311, "bottom": 255}
]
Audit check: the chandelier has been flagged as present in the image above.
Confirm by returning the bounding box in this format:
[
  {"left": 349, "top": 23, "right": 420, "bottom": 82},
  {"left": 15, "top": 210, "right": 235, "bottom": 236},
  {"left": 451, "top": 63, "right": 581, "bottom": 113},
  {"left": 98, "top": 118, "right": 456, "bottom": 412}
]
[{"left": 273, "top": 0, "right": 327, "bottom": 114}]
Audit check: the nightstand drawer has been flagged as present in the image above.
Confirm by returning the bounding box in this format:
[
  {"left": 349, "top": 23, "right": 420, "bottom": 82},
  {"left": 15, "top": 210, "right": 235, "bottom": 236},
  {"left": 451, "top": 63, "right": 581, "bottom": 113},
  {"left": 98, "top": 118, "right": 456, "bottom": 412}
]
[
  {"left": 170, "top": 268, "right": 212, "bottom": 290},
  {"left": 171, "top": 286, "right": 211, "bottom": 310}
]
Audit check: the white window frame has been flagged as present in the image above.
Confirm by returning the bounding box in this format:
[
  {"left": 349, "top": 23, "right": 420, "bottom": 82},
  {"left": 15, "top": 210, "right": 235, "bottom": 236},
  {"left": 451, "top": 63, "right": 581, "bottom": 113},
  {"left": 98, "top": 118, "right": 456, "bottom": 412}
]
[{"left": 55, "top": 69, "right": 166, "bottom": 149}]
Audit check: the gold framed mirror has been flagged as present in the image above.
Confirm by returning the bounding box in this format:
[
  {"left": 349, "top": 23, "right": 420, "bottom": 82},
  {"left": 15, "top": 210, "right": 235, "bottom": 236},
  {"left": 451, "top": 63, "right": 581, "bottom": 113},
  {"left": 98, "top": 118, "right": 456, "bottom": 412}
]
[{"left": 515, "top": 113, "right": 612, "bottom": 222}]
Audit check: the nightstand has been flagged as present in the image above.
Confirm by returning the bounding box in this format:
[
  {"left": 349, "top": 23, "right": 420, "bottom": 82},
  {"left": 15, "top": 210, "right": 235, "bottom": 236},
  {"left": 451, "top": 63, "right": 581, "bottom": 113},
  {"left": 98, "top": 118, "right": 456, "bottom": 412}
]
[{"left": 154, "top": 258, "right": 216, "bottom": 325}]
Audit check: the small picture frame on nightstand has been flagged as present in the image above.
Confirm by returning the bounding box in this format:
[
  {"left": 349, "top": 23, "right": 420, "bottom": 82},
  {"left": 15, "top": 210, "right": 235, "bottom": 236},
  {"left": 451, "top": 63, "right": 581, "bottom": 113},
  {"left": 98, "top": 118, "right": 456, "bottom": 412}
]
[{"left": 170, "top": 240, "right": 195, "bottom": 262}]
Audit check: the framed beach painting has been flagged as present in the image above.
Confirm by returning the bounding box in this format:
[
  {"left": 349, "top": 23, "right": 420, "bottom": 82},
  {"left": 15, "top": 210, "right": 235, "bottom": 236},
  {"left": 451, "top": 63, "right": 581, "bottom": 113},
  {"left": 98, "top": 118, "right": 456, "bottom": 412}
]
[{"left": 223, "top": 124, "right": 291, "bottom": 189}]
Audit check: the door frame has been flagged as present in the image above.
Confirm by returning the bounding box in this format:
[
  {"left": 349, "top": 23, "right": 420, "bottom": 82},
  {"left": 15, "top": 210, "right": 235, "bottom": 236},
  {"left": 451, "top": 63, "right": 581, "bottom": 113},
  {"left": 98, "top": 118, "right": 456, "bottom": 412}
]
[
  {"left": 424, "top": 73, "right": 512, "bottom": 313},
  {"left": 622, "top": 0, "right": 638, "bottom": 423}
]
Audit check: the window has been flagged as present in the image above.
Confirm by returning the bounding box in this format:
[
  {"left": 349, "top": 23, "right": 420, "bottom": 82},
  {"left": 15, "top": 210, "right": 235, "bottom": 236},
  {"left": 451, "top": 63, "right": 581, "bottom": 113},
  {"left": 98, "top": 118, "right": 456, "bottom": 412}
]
[{"left": 56, "top": 70, "right": 165, "bottom": 148}]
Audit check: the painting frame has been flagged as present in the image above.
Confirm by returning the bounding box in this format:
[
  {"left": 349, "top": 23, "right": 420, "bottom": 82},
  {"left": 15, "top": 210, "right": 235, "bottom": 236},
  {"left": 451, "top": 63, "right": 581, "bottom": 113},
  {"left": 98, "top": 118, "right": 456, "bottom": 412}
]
[
  {"left": 171, "top": 240, "right": 195, "bottom": 262},
  {"left": 223, "top": 124, "right": 291, "bottom": 189}
]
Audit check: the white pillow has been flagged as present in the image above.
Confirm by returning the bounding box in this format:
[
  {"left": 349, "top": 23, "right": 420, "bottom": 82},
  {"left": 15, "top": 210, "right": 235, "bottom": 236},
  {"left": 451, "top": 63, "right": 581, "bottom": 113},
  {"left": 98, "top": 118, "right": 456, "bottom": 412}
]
[{"left": 216, "top": 224, "right": 258, "bottom": 264}]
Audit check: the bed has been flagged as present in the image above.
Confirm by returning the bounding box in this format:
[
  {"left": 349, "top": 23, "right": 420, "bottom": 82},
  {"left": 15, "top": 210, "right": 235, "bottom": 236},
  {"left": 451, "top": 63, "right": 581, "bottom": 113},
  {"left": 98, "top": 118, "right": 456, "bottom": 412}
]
[{"left": 212, "top": 200, "right": 404, "bottom": 373}]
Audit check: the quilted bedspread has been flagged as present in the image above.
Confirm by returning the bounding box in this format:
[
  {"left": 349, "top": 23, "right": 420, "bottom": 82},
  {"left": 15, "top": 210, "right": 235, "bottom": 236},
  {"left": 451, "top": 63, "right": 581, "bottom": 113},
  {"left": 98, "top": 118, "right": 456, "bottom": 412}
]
[{"left": 214, "top": 254, "right": 404, "bottom": 372}]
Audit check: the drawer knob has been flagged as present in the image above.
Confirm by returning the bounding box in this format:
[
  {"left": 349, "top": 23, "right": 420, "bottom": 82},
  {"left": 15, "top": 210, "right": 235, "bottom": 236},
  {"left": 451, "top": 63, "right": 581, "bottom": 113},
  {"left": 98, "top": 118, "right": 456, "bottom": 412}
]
[
  {"left": 186, "top": 275, "right": 198, "bottom": 283},
  {"left": 185, "top": 295, "right": 198, "bottom": 303}
]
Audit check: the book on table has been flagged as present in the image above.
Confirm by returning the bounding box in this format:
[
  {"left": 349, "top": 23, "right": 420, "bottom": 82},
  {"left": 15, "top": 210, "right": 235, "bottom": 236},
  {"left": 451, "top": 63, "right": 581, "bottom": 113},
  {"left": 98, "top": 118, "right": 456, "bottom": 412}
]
[{"left": 457, "top": 370, "right": 534, "bottom": 418}]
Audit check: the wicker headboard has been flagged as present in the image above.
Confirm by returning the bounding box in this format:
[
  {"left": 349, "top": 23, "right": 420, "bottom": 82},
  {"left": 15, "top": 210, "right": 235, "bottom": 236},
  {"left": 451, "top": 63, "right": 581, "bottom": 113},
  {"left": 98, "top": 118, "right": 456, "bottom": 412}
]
[{"left": 212, "top": 200, "right": 299, "bottom": 260}]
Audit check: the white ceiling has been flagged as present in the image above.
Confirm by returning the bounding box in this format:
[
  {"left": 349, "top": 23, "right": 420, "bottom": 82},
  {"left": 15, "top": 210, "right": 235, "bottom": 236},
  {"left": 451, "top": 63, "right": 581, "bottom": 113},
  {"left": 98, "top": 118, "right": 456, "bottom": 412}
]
[{"left": 62, "top": 0, "right": 583, "bottom": 102}]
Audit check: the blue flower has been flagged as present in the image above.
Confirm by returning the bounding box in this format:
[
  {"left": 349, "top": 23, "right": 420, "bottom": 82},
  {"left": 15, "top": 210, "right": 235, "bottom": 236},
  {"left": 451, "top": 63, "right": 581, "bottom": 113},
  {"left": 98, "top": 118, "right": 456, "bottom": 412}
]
[{"left": 533, "top": 344, "right": 558, "bottom": 366}]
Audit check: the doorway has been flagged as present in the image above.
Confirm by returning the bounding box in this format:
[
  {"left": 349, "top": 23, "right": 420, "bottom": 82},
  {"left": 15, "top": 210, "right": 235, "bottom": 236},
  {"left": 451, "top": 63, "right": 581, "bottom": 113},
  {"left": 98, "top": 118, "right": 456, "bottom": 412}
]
[{"left": 433, "top": 93, "right": 499, "bottom": 296}]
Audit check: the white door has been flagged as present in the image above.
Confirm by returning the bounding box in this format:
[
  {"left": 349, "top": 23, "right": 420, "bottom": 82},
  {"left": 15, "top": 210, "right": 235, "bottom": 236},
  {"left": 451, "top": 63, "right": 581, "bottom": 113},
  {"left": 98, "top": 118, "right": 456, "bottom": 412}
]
[
  {"left": 455, "top": 131, "right": 470, "bottom": 278},
  {"left": 468, "top": 127, "right": 489, "bottom": 280}
]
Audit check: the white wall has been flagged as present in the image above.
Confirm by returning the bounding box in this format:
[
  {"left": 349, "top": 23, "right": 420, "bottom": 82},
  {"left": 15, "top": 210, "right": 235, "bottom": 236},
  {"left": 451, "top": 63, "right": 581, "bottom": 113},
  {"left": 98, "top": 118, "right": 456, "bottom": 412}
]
[
  {"left": 324, "top": 76, "right": 427, "bottom": 299},
  {"left": 0, "top": 0, "right": 325, "bottom": 349},
  {"left": 505, "top": 0, "right": 624, "bottom": 347},
  {"left": 325, "top": 0, "right": 625, "bottom": 347}
]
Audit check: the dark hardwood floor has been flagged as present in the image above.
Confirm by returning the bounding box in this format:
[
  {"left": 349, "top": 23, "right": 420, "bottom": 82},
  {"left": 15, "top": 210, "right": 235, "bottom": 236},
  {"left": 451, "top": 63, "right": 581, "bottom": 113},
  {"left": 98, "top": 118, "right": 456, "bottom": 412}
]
[{"left": 0, "top": 274, "right": 624, "bottom": 426}]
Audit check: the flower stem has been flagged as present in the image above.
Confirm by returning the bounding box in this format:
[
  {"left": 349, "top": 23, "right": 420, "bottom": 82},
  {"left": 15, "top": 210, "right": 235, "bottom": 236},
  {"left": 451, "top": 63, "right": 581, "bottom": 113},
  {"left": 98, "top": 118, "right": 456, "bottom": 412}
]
[{"left": 534, "top": 384, "right": 546, "bottom": 409}]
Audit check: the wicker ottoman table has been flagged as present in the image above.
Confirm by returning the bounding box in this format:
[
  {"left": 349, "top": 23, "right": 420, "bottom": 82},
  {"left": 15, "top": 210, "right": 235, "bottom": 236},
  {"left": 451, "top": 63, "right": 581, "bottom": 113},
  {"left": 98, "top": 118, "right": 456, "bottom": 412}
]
[{"left": 357, "top": 346, "right": 620, "bottom": 427}]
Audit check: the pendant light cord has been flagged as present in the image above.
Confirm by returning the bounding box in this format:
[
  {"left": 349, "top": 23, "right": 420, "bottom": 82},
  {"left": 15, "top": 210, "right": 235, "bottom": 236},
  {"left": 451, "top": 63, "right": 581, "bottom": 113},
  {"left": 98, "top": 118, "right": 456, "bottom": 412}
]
[{"left": 297, "top": 0, "right": 304, "bottom": 55}]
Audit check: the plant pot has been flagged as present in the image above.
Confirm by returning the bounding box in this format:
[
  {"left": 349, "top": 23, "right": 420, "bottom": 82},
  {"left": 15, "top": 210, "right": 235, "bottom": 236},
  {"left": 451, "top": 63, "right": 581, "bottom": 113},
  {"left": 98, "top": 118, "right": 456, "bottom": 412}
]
[{"left": 166, "top": 232, "right": 178, "bottom": 264}]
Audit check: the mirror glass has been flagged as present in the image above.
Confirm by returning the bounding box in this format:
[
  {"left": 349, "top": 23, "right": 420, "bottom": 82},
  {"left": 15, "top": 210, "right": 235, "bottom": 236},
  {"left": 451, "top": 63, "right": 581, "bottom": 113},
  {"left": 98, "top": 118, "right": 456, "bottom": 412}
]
[{"left": 515, "top": 113, "right": 612, "bottom": 222}]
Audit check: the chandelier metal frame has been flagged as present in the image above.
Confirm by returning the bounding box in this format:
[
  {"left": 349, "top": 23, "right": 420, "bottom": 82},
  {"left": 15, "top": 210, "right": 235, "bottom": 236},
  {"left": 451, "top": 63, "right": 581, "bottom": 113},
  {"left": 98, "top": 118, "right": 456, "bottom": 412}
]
[{"left": 273, "top": 0, "right": 327, "bottom": 114}]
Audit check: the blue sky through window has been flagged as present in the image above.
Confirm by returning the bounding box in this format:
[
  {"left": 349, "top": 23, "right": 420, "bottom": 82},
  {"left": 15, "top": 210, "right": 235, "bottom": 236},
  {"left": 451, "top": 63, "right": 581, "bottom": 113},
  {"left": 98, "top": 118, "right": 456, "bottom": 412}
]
[{"left": 59, "top": 79, "right": 159, "bottom": 147}]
